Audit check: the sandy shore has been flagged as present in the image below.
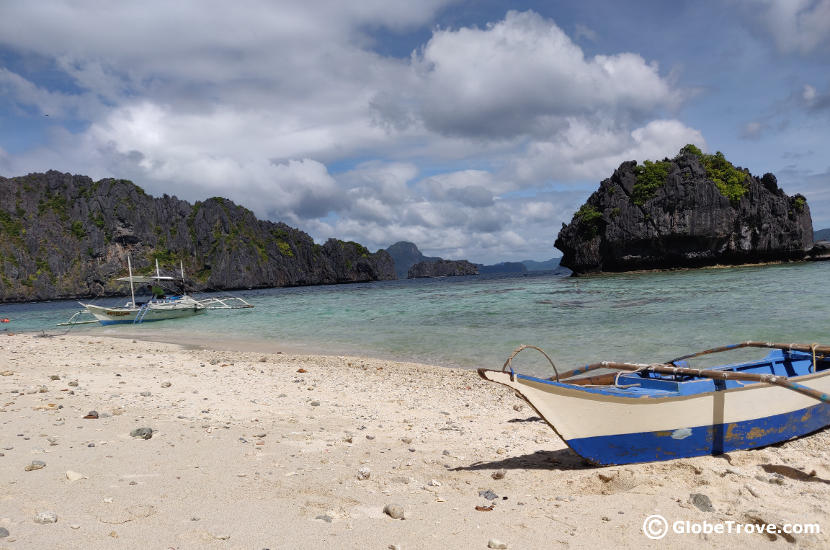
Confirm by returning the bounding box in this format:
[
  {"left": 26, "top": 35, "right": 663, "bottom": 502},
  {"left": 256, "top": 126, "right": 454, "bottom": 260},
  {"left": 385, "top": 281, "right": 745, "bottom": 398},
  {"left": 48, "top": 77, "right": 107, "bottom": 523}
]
[{"left": 1, "top": 333, "right": 828, "bottom": 549}]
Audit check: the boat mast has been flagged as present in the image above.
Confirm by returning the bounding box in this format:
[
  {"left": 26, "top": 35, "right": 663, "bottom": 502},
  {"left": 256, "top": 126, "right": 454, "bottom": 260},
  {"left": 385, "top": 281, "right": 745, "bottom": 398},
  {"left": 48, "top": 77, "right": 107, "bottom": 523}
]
[
  {"left": 127, "top": 254, "right": 136, "bottom": 307},
  {"left": 180, "top": 260, "right": 186, "bottom": 295}
]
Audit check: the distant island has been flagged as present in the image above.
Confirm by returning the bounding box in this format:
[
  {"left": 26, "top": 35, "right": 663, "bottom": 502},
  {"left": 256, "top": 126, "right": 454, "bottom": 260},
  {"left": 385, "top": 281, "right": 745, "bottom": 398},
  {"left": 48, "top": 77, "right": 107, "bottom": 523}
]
[
  {"left": 384, "top": 241, "right": 563, "bottom": 278},
  {"left": 555, "top": 145, "right": 814, "bottom": 275},
  {"left": 816, "top": 228, "right": 830, "bottom": 241},
  {"left": 0, "top": 171, "right": 395, "bottom": 302}
]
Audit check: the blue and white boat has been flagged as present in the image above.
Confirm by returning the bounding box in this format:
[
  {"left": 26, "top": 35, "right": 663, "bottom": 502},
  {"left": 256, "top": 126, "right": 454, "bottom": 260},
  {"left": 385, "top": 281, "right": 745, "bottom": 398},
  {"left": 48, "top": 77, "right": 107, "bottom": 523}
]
[{"left": 479, "top": 342, "right": 830, "bottom": 465}]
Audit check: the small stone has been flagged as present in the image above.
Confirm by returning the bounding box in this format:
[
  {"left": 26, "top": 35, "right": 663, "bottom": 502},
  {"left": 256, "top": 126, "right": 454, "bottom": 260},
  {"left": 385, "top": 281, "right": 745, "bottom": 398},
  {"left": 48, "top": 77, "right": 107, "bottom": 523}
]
[
  {"left": 366, "top": 434, "right": 375, "bottom": 440},
  {"left": 0, "top": 527, "right": 9, "bottom": 537},
  {"left": 49, "top": 375, "right": 60, "bottom": 380},
  {"left": 689, "top": 493, "right": 713, "bottom": 512},
  {"left": 488, "top": 539, "right": 508, "bottom": 549},
  {"left": 160, "top": 382, "right": 171, "bottom": 388},
  {"left": 315, "top": 514, "right": 333, "bottom": 523},
  {"left": 259, "top": 357, "right": 267, "bottom": 362},
  {"left": 34, "top": 511, "right": 58, "bottom": 524},
  {"left": 83, "top": 411, "right": 99, "bottom": 419},
  {"left": 70, "top": 524, "right": 80, "bottom": 530},
  {"left": 495, "top": 448, "right": 506, "bottom": 455},
  {"left": 140, "top": 391, "right": 151, "bottom": 397},
  {"left": 512, "top": 404, "right": 523, "bottom": 412},
  {"left": 47, "top": 436, "right": 58, "bottom": 446},
  {"left": 88, "top": 443, "right": 95, "bottom": 447},
  {"left": 38, "top": 385, "right": 48, "bottom": 393},
  {"left": 479, "top": 489, "right": 498, "bottom": 501},
  {"left": 68, "top": 380, "right": 78, "bottom": 387},
  {"left": 25, "top": 460, "right": 46, "bottom": 471},
  {"left": 0, "top": 370, "right": 13, "bottom": 376},
  {"left": 130, "top": 427, "right": 154, "bottom": 440},
  {"left": 491, "top": 470, "right": 506, "bottom": 480},
  {"left": 427, "top": 479, "right": 441, "bottom": 487},
  {"left": 357, "top": 466, "right": 371, "bottom": 480},
  {"left": 442, "top": 450, "right": 451, "bottom": 456},
  {"left": 213, "top": 533, "right": 230, "bottom": 540},
  {"left": 401, "top": 437, "right": 412, "bottom": 444},
  {"left": 389, "top": 545, "right": 401, "bottom": 550},
  {"left": 310, "top": 400, "right": 320, "bottom": 407},
  {"left": 66, "top": 470, "right": 88, "bottom": 482},
  {"left": 383, "top": 503, "right": 405, "bottom": 520}
]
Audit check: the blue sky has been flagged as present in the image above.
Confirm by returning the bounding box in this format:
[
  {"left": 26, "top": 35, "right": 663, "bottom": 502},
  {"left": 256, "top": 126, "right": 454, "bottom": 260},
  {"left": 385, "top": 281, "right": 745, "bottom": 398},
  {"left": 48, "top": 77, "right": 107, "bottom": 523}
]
[{"left": 1, "top": 1, "right": 828, "bottom": 263}]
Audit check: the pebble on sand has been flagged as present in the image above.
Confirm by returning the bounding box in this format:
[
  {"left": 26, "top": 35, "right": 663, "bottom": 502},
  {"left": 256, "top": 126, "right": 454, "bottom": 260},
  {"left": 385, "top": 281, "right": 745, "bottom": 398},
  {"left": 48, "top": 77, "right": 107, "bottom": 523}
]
[
  {"left": 25, "top": 460, "right": 46, "bottom": 471},
  {"left": 83, "top": 411, "right": 99, "bottom": 419},
  {"left": 357, "top": 466, "right": 371, "bottom": 480},
  {"left": 160, "top": 381, "right": 172, "bottom": 388},
  {"left": 689, "top": 493, "right": 713, "bottom": 512},
  {"left": 488, "top": 538, "right": 508, "bottom": 549},
  {"left": 0, "top": 527, "right": 9, "bottom": 538},
  {"left": 130, "top": 427, "right": 154, "bottom": 440},
  {"left": 66, "top": 470, "right": 88, "bottom": 482},
  {"left": 383, "top": 504, "right": 405, "bottom": 520},
  {"left": 34, "top": 511, "right": 58, "bottom": 524}
]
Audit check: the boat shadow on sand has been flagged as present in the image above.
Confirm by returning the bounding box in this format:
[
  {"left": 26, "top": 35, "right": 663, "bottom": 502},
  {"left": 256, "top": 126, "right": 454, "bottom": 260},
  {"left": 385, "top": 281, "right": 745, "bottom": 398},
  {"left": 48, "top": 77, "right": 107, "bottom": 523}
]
[
  {"left": 451, "top": 415, "right": 595, "bottom": 472},
  {"left": 452, "top": 447, "right": 594, "bottom": 472}
]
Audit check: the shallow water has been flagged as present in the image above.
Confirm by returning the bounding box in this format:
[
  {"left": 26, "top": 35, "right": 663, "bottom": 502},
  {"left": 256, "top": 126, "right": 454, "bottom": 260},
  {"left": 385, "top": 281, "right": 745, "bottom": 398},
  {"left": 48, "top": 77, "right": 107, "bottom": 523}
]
[{"left": 2, "top": 261, "right": 829, "bottom": 377}]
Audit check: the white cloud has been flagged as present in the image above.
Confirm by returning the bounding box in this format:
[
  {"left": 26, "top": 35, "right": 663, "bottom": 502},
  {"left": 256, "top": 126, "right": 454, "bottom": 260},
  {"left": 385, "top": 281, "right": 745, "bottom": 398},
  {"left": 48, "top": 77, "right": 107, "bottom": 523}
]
[
  {"left": 740, "top": 0, "right": 830, "bottom": 54},
  {"left": 0, "top": 6, "right": 705, "bottom": 263},
  {"left": 389, "top": 10, "right": 682, "bottom": 139}
]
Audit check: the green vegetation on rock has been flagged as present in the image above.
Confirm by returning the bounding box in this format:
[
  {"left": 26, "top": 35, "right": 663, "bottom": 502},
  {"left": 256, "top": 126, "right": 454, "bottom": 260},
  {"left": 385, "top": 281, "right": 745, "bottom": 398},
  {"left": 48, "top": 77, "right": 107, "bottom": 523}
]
[
  {"left": 575, "top": 204, "right": 603, "bottom": 237},
  {"left": 633, "top": 160, "right": 672, "bottom": 205},
  {"left": 632, "top": 145, "right": 749, "bottom": 205},
  {"left": 700, "top": 151, "right": 748, "bottom": 203}
]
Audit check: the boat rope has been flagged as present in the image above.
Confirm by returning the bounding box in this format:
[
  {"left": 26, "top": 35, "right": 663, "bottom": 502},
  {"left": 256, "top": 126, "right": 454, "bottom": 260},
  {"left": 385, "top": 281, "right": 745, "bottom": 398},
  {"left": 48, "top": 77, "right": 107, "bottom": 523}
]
[
  {"left": 812, "top": 343, "right": 819, "bottom": 373},
  {"left": 502, "top": 344, "right": 560, "bottom": 382}
]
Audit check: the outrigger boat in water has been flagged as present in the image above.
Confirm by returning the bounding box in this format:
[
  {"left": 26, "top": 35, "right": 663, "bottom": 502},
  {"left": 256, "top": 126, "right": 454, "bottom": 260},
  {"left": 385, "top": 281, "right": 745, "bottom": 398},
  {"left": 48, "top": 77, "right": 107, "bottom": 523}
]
[
  {"left": 63, "top": 256, "right": 253, "bottom": 326},
  {"left": 479, "top": 342, "right": 830, "bottom": 465}
]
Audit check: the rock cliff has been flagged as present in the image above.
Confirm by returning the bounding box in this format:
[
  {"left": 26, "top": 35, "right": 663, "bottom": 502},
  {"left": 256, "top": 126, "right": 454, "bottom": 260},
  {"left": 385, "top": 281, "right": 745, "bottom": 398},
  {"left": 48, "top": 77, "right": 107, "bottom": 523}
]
[
  {"left": 0, "top": 171, "right": 395, "bottom": 302},
  {"left": 554, "top": 146, "right": 813, "bottom": 274},
  {"left": 385, "top": 241, "right": 441, "bottom": 279},
  {"left": 407, "top": 259, "right": 479, "bottom": 278}
]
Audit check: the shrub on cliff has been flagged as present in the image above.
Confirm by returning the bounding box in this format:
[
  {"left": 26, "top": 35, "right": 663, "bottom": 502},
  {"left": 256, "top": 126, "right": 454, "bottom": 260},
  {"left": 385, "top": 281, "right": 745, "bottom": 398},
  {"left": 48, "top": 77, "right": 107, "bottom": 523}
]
[{"left": 632, "top": 145, "right": 749, "bottom": 204}]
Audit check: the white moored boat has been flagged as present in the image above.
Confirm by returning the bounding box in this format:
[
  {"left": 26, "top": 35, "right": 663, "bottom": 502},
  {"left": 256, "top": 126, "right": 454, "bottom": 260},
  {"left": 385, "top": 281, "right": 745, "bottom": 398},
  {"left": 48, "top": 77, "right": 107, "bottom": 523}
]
[{"left": 66, "top": 256, "right": 252, "bottom": 326}]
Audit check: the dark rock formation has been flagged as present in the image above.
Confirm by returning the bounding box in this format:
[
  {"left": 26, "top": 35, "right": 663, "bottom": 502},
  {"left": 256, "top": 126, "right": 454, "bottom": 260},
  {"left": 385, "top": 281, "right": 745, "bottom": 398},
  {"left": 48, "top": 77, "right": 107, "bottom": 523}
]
[
  {"left": 385, "top": 241, "right": 440, "bottom": 279},
  {"left": 554, "top": 147, "right": 813, "bottom": 275},
  {"left": 478, "top": 262, "right": 527, "bottom": 274},
  {"left": 407, "top": 259, "right": 479, "bottom": 278},
  {"left": 0, "top": 171, "right": 395, "bottom": 302},
  {"left": 808, "top": 241, "right": 830, "bottom": 261}
]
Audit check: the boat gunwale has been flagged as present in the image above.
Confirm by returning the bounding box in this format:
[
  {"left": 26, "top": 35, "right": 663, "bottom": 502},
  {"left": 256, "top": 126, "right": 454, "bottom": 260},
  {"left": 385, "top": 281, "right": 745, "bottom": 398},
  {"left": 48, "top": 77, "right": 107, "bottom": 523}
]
[{"left": 478, "top": 357, "right": 830, "bottom": 405}]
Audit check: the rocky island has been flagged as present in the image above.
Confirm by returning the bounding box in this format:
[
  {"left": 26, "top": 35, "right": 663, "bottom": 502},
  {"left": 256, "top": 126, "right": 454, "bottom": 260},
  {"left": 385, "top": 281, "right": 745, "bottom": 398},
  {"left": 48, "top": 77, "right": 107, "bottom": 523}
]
[
  {"left": 555, "top": 145, "right": 814, "bottom": 275},
  {"left": 407, "top": 259, "right": 479, "bottom": 278},
  {"left": 0, "top": 171, "right": 395, "bottom": 302}
]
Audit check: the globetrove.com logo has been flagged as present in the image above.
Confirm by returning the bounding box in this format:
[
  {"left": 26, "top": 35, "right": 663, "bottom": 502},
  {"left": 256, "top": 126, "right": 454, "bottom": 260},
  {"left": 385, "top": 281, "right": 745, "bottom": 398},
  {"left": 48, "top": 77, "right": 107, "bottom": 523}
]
[{"left": 642, "top": 514, "right": 821, "bottom": 540}]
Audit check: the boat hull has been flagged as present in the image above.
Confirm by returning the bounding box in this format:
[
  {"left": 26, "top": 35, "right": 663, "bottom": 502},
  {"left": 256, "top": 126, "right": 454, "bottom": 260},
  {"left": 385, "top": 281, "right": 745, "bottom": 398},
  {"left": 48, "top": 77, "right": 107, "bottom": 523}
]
[
  {"left": 82, "top": 302, "right": 205, "bottom": 325},
  {"left": 479, "top": 365, "right": 830, "bottom": 465}
]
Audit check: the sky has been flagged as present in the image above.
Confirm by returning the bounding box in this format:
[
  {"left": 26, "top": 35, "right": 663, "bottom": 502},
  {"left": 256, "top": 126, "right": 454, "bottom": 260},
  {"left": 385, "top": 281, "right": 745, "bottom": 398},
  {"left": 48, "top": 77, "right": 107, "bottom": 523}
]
[{"left": 0, "top": 1, "right": 828, "bottom": 264}]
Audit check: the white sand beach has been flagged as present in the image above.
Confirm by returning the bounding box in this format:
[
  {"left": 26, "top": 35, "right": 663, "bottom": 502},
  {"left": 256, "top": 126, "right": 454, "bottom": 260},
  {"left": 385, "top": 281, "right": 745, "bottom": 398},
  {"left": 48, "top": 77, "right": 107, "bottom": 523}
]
[{"left": 1, "top": 333, "right": 828, "bottom": 549}]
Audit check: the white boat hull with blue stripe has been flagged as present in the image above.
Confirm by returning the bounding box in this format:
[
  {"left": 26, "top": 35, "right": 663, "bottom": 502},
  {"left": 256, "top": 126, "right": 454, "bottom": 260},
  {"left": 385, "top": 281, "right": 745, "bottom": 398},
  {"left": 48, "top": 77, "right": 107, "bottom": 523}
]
[
  {"left": 82, "top": 296, "right": 206, "bottom": 325},
  {"left": 479, "top": 345, "right": 830, "bottom": 465}
]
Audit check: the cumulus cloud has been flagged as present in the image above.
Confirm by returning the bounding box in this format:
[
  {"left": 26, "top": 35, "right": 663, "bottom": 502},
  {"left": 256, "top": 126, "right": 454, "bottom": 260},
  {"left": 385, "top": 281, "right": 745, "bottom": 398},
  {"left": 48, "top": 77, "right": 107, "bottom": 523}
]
[
  {"left": 377, "top": 10, "right": 683, "bottom": 139},
  {"left": 0, "top": 5, "right": 705, "bottom": 263},
  {"left": 739, "top": 0, "right": 830, "bottom": 54}
]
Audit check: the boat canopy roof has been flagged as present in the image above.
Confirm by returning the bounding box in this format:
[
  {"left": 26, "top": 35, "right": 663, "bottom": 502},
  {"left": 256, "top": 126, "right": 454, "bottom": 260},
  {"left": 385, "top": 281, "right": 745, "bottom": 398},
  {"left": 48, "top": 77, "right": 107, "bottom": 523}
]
[{"left": 116, "top": 275, "right": 178, "bottom": 284}]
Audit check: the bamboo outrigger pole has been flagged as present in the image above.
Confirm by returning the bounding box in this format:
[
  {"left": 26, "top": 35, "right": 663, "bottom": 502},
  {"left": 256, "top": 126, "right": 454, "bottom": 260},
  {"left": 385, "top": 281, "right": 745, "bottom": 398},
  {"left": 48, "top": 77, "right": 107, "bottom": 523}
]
[
  {"left": 668, "top": 341, "right": 830, "bottom": 364},
  {"left": 502, "top": 342, "right": 830, "bottom": 404}
]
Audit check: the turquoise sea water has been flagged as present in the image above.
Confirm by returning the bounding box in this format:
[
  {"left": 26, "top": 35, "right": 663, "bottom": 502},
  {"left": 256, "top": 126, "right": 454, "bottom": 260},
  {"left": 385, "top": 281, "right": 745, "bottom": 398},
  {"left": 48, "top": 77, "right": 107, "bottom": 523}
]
[{"left": 2, "top": 261, "right": 829, "bottom": 377}]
